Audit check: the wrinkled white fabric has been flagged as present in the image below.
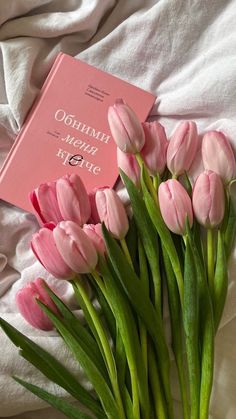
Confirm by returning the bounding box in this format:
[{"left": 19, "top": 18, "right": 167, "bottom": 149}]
[{"left": 0, "top": 0, "right": 236, "bottom": 418}]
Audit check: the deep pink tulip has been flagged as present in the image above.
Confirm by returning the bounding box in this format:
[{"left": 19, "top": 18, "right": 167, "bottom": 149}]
[
  {"left": 56, "top": 174, "right": 91, "bottom": 225},
  {"left": 192, "top": 170, "right": 225, "bottom": 227},
  {"left": 117, "top": 148, "right": 140, "bottom": 186},
  {"left": 53, "top": 221, "right": 98, "bottom": 273},
  {"left": 96, "top": 188, "right": 129, "bottom": 239},
  {"left": 89, "top": 186, "right": 109, "bottom": 224},
  {"left": 141, "top": 122, "right": 168, "bottom": 175},
  {"left": 16, "top": 278, "right": 59, "bottom": 331},
  {"left": 83, "top": 223, "right": 106, "bottom": 256},
  {"left": 30, "top": 181, "right": 63, "bottom": 225},
  {"left": 159, "top": 179, "right": 193, "bottom": 235},
  {"left": 202, "top": 131, "right": 236, "bottom": 184},
  {"left": 31, "top": 225, "right": 73, "bottom": 279},
  {"left": 108, "top": 99, "right": 145, "bottom": 153},
  {"left": 167, "top": 121, "right": 198, "bottom": 176}
]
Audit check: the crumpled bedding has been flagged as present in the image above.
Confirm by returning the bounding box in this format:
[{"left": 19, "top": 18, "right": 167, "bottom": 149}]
[{"left": 0, "top": 1, "right": 236, "bottom": 418}]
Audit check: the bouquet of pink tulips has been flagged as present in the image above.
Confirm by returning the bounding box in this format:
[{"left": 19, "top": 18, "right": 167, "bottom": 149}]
[{"left": 1, "top": 99, "right": 236, "bottom": 419}]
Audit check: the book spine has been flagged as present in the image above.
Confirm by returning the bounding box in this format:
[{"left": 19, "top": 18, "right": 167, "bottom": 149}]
[{"left": 0, "top": 53, "right": 65, "bottom": 180}]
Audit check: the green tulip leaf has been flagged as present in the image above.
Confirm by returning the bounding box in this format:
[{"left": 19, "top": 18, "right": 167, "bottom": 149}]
[
  {"left": 42, "top": 283, "right": 108, "bottom": 382},
  {"left": 13, "top": 376, "right": 92, "bottom": 419},
  {"left": 99, "top": 257, "right": 150, "bottom": 417},
  {"left": 102, "top": 224, "right": 174, "bottom": 418},
  {"left": 37, "top": 302, "right": 120, "bottom": 419},
  {"left": 120, "top": 169, "right": 162, "bottom": 311},
  {"left": 0, "top": 318, "right": 105, "bottom": 418}
]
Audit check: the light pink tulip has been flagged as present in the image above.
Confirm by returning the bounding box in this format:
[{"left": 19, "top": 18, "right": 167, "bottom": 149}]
[
  {"left": 53, "top": 221, "right": 98, "bottom": 273},
  {"left": 96, "top": 188, "right": 129, "bottom": 239},
  {"left": 202, "top": 131, "right": 236, "bottom": 184},
  {"left": 89, "top": 186, "right": 109, "bottom": 224},
  {"left": 159, "top": 179, "right": 193, "bottom": 235},
  {"left": 117, "top": 148, "right": 140, "bottom": 186},
  {"left": 108, "top": 99, "right": 145, "bottom": 153},
  {"left": 30, "top": 181, "right": 63, "bottom": 225},
  {"left": 167, "top": 121, "right": 198, "bottom": 176},
  {"left": 56, "top": 174, "right": 91, "bottom": 225},
  {"left": 83, "top": 224, "right": 106, "bottom": 256},
  {"left": 141, "top": 122, "right": 168, "bottom": 175},
  {"left": 192, "top": 170, "right": 225, "bottom": 227},
  {"left": 16, "top": 278, "right": 59, "bottom": 330},
  {"left": 31, "top": 224, "right": 73, "bottom": 279}
]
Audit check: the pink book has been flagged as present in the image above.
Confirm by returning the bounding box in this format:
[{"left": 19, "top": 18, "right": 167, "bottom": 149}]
[{"left": 0, "top": 53, "right": 155, "bottom": 213}]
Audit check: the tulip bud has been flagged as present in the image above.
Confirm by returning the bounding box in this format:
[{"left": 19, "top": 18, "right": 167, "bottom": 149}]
[
  {"left": 53, "top": 221, "right": 98, "bottom": 273},
  {"left": 16, "top": 278, "right": 59, "bottom": 330},
  {"left": 192, "top": 170, "right": 225, "bottom": 228},
  {"left": 141, "top": 122, "right": 168, "bottom": 175},
  {"left": 56, "top": 174, "right": 91, "bottom": 225},
  {"left": 96, "top": 188, "right": 129, "bottom": 239},
  {"left": 31, "top": 224, "right": 73, "bottom": 279},
  {"left": 167, "top": 121, "right": 198, "bottom": 176},
  {"left": 202, "top": 131, "right": 236, "bottom": 184},
  {"left": 159, "top": 179, "right": 193, "bottom": 235},
  {"left": 117, "top": 148, "right": 140, "bottom": 186},
  {"left": 89, "top": 186, "right": 109, "bottom": 224},
  {"left": 83, "top": 223, "right": 106, "bottom": 255},
  {"left": 30, "top": 181, "right": 63, "bottom": 225},
  {"left": 108, "top": 99, "right": 145, "bottom": 153}
]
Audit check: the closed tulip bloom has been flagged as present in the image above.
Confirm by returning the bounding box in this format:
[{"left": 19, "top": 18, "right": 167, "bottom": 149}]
[
  {"left": 56, "top": 174, "right": 91, "bottom": 225},
  {"left": 117, "top": 148, "right": 140, "bottom": 186},
  {"left": 202, "top": 131, "right": 236, "bottom": 184},
  {"left": 89, "top": 186, "right": 109, "bottom": 224},
  {"left": 31, "top": 225, "right": 73, "bottom": 279},
  {"left": 83, "top": 223, "right": 106, "bottom": 255},
  {"left": 167, "top": 121, "right": 198, "bottom": 176},
  {"left": 192, "top": 170, "right": 225, "bottom": 228},
  {"left": 30, "top": 181, "right": 63, "bottom": 225},
  {"left": 53, "top": 221, "right": 98, "bottom": 273},
  {"left": 16, "top": 278, "right": 59, "bottom": 331},
  {"left": 141, "top": 122, "right": 168, "bottom": 175},
  {"left": 96, "top": 188, "right": 129, "bottom": 239},
  {"left": 159, "top": 179, "right": 193, "bottom": 235},
  {"left": 108, "top": 99, "right": 145, "bottom": 153}
]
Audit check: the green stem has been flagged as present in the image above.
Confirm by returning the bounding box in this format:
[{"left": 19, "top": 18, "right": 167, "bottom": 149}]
[
  {"left": 75, "top": 275, "right": 126, "bottom": 419},
  {"left": 162, "top": 244, "right": 189, "bottom": 419},
  {"left": 120, "top": 238, "right": 133, "bottom": 266},
  {"left": 148, "top": 343, "right": 167, "bottom": 419},
  {"left": 93, "top": 269, "right": 141, "bottom": 419},
  {"left": 207, "top": 228, "right": 215, "bottom": 296},
  {"left": 153, "top": 174, "right": 160, "bottom": 192}
]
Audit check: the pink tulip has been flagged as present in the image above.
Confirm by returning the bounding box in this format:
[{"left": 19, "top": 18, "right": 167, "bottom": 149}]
[
  {"left": 16, "top": 278, "right": 59, "bottom": 330},
  {"left": 89, "top": 186, "right": 109, "bottom": 224},
  {"left": 167, "top": 121, "right": 198, "bottom": 176},
  {"left": 192, "top": 170, "right": 225, "bottom": 228},
  {"left": 96, "top": 188, "right": 129, "bottom": 239},
  {"left": 30, "top": 181, "right": 63, "bottom": 225},
  {"left": 108, "top": 99, "right": 145, "bottom": 153},
  {"left": 56, "top": 174, "right": 91, "bottom": 225},
  {"left": 31, "top": 224, "right": 73, "bottom": 279},
  {"left": 83, "top": 223, "right": 106, "bottom": 255},
  {"left": 117, "top": 148, "right": 140, "bottom": 186},
  {"left": 202, "top": 131, "right": 236, "bottom": 184},
  {"left": 141, "top": 122, "right": 168, "bottom": 175},
  {"left": 53, "top": 221, "right": 98, "bottom": 273},
  {"left": 159, "top": 179, "right": 193, "bottom": 235}
]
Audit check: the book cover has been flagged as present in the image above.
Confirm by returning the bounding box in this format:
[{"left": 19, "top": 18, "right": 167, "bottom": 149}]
[{"left": 0, "top": 53, "right": 155, "bottom": 213}]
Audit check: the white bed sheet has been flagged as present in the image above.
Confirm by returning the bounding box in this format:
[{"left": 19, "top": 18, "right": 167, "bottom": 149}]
[{"left": 0, "top": 1, "right": 236, "bottom": 418}]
